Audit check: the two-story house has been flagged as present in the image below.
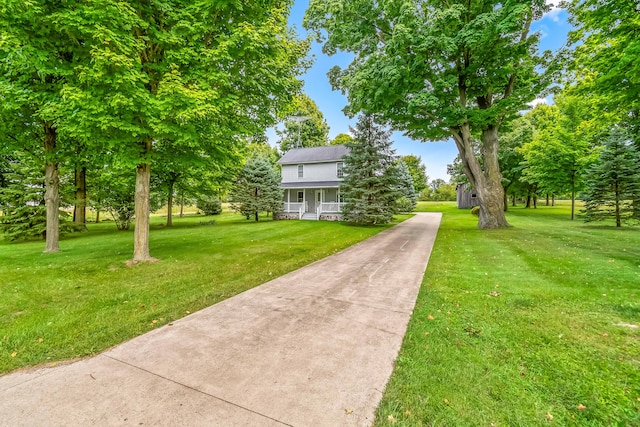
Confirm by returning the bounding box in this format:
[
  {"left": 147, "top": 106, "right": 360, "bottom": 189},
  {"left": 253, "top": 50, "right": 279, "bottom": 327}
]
[{"left": 275, "top": 145, "right": 349, "bottom": 220}]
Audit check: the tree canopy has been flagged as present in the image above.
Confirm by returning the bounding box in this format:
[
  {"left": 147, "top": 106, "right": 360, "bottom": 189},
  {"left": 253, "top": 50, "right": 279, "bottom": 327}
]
[
  {"left": 277, "top": 94, "right": 330, "bottom": 152},
  {"left": 305, "top": 0, "right": 551, "bottom": 229}
]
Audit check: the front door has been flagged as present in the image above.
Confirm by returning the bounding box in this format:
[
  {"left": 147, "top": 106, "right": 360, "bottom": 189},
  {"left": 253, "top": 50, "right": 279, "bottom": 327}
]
[{"left": 315, "top": 190, "right": 322, "bottom": 213}]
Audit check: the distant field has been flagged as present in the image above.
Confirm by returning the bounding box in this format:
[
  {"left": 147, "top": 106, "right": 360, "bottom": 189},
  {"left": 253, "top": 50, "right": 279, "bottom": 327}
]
[
  {"left": 0, "top": 210, "right": 403, "bottom": 374},
  {"left": 376, "top": 201, "right": 639, "bottom": 426}
]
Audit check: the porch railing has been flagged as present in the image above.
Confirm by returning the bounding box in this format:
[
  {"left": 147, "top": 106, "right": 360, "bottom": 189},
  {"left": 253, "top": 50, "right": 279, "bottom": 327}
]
[
  {"left": 282, "top": 202, "right": 304, "bottom": 213},
  {"left": 318, "top": 202, "right": 344, "bottom": 214}
]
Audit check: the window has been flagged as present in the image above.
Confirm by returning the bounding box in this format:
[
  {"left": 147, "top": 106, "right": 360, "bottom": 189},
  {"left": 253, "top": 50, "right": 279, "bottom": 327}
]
[
  {"left": 338, "top": 191, "right": 344, "bottom": 203},
  {"left": 297, "top": 191, "right": 304, "bottom": 203},
  {"left": 337, "top": 162, "right": 344, "bottom": 178},
  {"left": 297, "top": 164, "right": 304, "bottom": 178}
]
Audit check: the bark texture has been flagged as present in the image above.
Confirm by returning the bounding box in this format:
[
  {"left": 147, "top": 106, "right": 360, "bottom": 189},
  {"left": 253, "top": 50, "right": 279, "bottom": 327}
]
[
  {"left": 133, "top": 159, "right": 152, "bottom": 262},
  {"left": 451, "top": 124, "right": 509, "bottom": 229},
  {"left": 73, "top": 166, "right": 87, "bottom": 225},
  {"left": 44, "top": 123, "right": 59, "bottom": 253}
]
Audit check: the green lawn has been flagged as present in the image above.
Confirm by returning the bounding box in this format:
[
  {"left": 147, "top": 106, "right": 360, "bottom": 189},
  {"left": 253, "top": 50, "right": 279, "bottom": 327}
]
[
  {"left": 0, "top": 211, "right": 400, "bottom": 374},
  {"left": 376, "top": 201, "right": 640, "bottom": 426}
]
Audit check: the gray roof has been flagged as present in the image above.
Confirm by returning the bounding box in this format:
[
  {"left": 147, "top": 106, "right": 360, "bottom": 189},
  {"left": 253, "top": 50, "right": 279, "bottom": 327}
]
[
  {"left": 277, "top": 145, "right": 350, "bottom": 165},
  {"left": 280, "top": 181, "right": 342, "bottom": 189}
]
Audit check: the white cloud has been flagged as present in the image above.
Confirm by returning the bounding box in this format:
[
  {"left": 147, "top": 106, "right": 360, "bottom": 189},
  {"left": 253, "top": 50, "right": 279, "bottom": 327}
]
[
  {"left": 527, "top": 98, "right": 548, "bottom": 108},
  {"left": 543, "top": 0, "right": 563, "bottom": 22}
]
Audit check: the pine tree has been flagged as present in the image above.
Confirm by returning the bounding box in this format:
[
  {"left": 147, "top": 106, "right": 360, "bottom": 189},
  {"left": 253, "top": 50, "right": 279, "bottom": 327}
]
[
  {"left": 394, "top": 160, "right": 417, "bottom": 212},
  {"left": 230, "top": 156, "right": 283, "bottom": 221},
  {"left": 340, "top": 114, "right": 402, "bottom": 225},
  {"left": 582, "top": 129, "right": 640, "bottom": 227},
  {"left": 0, "top": 151, "right": 75, "bottom": 240}
]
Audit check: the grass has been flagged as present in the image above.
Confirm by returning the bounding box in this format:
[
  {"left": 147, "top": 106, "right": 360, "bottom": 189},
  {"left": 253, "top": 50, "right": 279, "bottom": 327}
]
[
  {"left": 375, "top": 201, "right": 640, "bottom": 426},
  {"left": 0, "top": 210, "right": 403, "bottom": 374}
]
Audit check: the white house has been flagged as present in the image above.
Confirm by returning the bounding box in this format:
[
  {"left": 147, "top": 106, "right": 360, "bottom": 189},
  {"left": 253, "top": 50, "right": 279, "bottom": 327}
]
[{"left": 275, "top": 145, "right": 349, "bottom": 220}]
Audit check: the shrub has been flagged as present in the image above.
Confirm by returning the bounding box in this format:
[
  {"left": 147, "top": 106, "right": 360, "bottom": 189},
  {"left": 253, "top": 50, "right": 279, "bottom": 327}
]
[
  {"left": 471, "top": 206, "right": 480, "bottom": 217},
  {"left": 395, "top": 196, "right": 415, "bottom": 213},
  {"left": 197, "top": 197, "right": 222, "bottom": 216}
]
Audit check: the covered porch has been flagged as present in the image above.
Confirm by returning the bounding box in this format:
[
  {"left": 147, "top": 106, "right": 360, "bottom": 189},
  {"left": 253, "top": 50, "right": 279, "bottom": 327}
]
[{"left": 280, "top": 184, "right": 344, "bottom": 220}]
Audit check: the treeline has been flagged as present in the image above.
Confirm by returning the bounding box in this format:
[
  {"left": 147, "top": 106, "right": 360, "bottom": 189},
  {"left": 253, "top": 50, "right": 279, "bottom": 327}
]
[{"left": 0, "top": 1, "right": 310, "bottom": 259}]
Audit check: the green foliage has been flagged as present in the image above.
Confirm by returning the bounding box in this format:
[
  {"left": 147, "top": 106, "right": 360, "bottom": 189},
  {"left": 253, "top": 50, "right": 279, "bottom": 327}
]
[
  {"left": 376, "top": 201, "right": 640, "bottom": 426},
  {"left": 567, "top": 0, "right": 640, "bottom": 139},
  {"left": 0, "top": 151, "right": 74, "bottom": 241},
  {"left": 277, "top": 94, "right": 330, "bottom": 152},
  {"left": 0, "top": 213, "right": 392, "bottom": 374},
  {"left": 0, "top": 153, "right": 47, "bottom": 240},
  {"left": 305, "top": 0, "right": 551, "bottom": 228},
  {"left": 196, "top": 197, "right": 222, "bottom": 216},
  {"left": 394, "top": 160, "right": 417, "bottom": 209},
  {"left": 88, "top": 166, "right": 137, "bottom": 231},
  {"left": 330, "top": 133, "right": 353, "bottom": 146},
  {"left": 340, "top": 114, "right": 402, "bottom": 225},
  {"left": 470, "top": 205, "right": 480, "bottom": 216},
  {"left": 399, "top": 155, "right": 428, "bottom": 194},
  {"left": 229, "top": 156, "right": 283, "bottom": 221},
  {"left": 394, "top": 197, "right": 414, "bottom": 214},
  {"left": 422, "top": 179, "right": 457, "bottom": 201},
  {"left": 582, "top": 129, "right": 640, "bottom": 227}
]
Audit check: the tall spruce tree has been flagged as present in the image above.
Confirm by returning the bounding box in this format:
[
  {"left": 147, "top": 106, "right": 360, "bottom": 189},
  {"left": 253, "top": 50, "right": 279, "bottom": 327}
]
[
  {"left": 394, "top": 160, "right": 417, "bottom": 212},
  {"left": 582, "top": 129, "right": 640, "bottom": 227},
  {"left": 229, "top": 156, "right": 283, "bottom": 222},
  {"left": 340, "top": 114, "right": 401, "bottom": 225}
]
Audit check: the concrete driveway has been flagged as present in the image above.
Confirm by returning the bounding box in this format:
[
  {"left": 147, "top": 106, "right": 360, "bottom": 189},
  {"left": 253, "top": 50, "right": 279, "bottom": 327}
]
[{"left": 0, "top": 212, "right": 441, "bottom": 427}]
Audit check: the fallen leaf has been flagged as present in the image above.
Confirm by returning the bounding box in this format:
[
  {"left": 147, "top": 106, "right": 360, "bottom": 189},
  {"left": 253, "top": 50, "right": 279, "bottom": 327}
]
[
  {"left": 577, "top": 403, "right": 586, "bottom": 410},
  {"left": 427, "top": 314, "right": 434, "bottom": 320},
  {"left": 344, "top": 409, "right": 353, "bottom": 415},
  {"left": 152, "top": 319, "right": 158, "bottom": 324},
  {"left": 546, "top": 412, "right": 553, "bottom": 421},
  {"left": 38, "top": 337, "right": 44, "bottom": 343},
  {"left": 11, "top": 352, "right": 17, "bottom": 357},
  {"left": 387, "top": 414, "right": 397, "bottom": 424},
  {"left": 443, "top": 398, "right": 449, "bottom": 404}
]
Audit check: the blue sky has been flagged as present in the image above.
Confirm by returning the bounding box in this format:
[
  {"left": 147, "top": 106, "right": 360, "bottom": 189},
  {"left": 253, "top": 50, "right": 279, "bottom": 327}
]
[{"left": 268, "top": 1, "right": 573, "bottom": 181}]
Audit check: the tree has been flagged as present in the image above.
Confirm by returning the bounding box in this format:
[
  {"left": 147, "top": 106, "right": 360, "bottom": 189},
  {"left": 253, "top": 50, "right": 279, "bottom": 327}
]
[
  {"left": 229, "top": 156, "right": 283, "bottom": 222},
  {"left": 519, "top": 101, "right": 596, "bottom": 219},
  {"left": 340, "top": 114, "right": 401, "bottom": 225},
  {"left": 582, "top": 129, "right": 640, "bottom": 227},
  {"left": 305, "top": 0, "right": 551, "bottom": 229},
  {"left": 394, "top": 160, "right": 417, "bottom": 211},
  {"left": 277, "top": 94, "right": 330, "bottom": 152},
  {"left": 58, "top": 1, "right": 308, "bottom": 262},
  {"left": 568, "top": 0, "right": 640, "bottom": 144},
  {"left": 330, "top": 133, "right": 353, "bottom": 146},
  {"left": 399, "top": 155, "right": 428, "bottom": 194},
  {"left": 498, "top": 116, "right": 531, "bottom": 210},
  {"left": 0, "top": 1, "right": 89, "bottom": 252}
]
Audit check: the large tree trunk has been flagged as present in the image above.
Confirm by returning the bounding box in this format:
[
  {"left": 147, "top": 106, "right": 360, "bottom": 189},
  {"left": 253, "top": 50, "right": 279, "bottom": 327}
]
[
  {"left": 43, "top": 123, "right": 59, "bottom": 253},
  {"left": 73, "top": 166, "right": 87, "bottom": 226},
  {"left": 452, "top": 124, "right": 509, "bottom": 229},
  {"left": 166, "top": 180, "right": 174, "bottom": 227},
  {"left": 133, "top": 139, "right": 154, "bottom": 262}
]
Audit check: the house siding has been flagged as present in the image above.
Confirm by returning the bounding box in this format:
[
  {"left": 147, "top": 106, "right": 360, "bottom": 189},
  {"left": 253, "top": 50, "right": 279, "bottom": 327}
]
[{"left": 282, "top": 162, "right": 342, "bottom": 183}]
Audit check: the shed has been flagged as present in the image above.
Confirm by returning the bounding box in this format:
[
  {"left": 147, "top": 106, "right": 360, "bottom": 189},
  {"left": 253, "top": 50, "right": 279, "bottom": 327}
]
[{"left": 456, "top": 184, "right": 479, "bottom": 209}]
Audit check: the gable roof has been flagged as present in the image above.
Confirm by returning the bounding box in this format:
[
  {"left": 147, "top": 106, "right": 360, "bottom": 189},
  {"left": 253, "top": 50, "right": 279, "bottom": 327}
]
[{"left": 277, "top": 145, "right": 349, "bottom": 165}]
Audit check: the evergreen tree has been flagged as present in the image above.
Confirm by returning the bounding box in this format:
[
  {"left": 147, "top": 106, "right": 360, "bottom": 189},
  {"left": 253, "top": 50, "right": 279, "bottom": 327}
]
[
  {"left": 582, "top": 129, "right": 640, "bottom": 227},
  {"left": 0, "top": 151, "right": 72, "bottom": 240},
  {"left": 340, "top": 114, "right": 401, "bottom": 225},
  {"left": 230, "top": 157, "right": 283, "bottom": 222},
  {"left": 394, "top": 160, "right": 417, "bottom": 212}
]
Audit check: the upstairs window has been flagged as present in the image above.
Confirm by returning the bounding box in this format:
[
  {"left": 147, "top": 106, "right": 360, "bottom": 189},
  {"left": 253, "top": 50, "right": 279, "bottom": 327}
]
[
  {"left": 337, "top": 162, "right": 344, "bottom": 178},
  {"left": 298, "top": 164, "right": 304, "bottom": 178}
]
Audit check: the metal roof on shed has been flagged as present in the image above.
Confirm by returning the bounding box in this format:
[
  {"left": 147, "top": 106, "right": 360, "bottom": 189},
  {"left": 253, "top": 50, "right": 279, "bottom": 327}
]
[{"left": 277, "top": 145, "right": 349, "bottom": 165}]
